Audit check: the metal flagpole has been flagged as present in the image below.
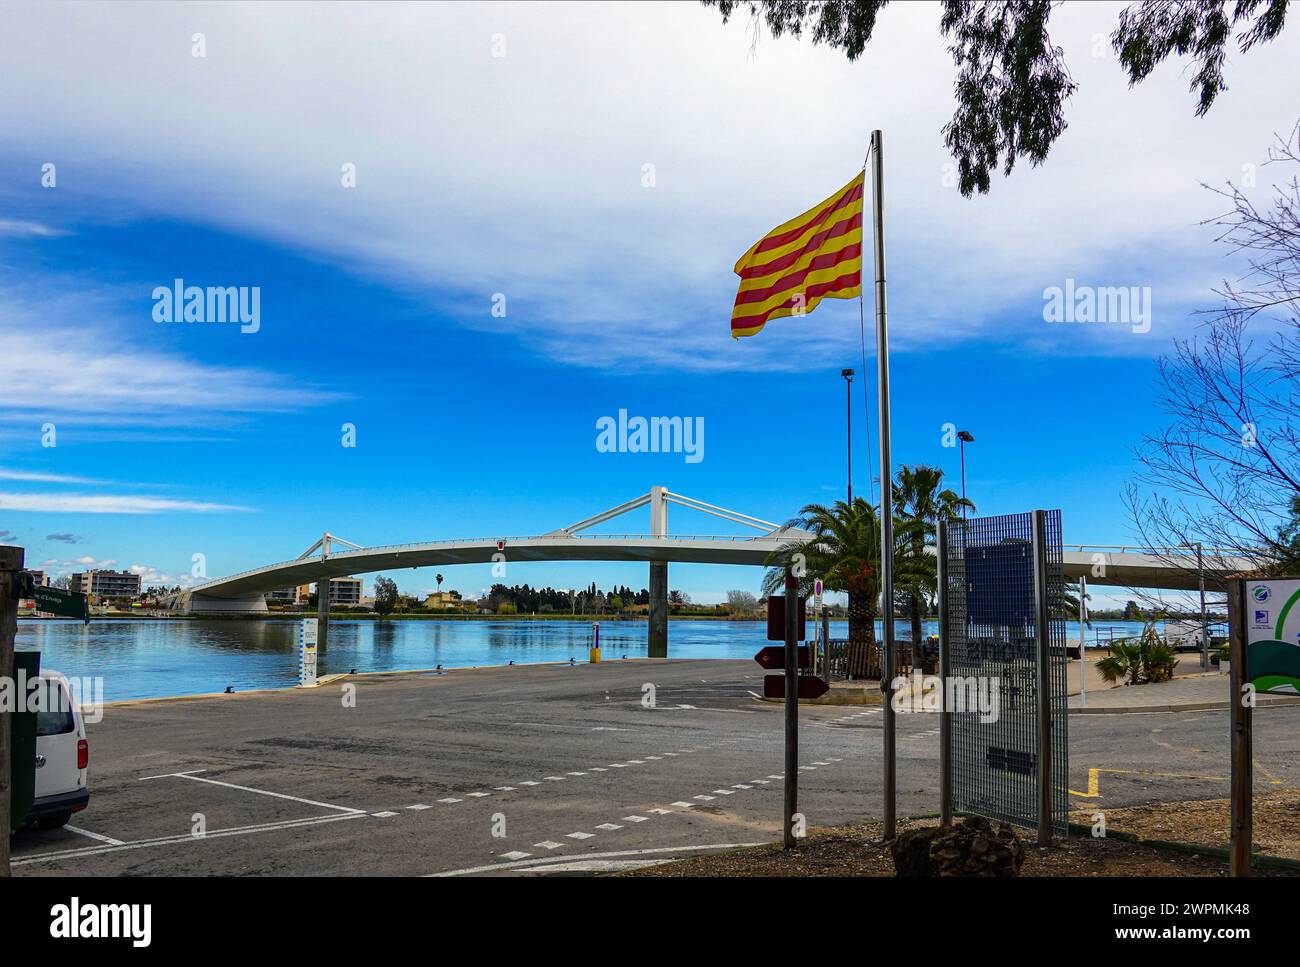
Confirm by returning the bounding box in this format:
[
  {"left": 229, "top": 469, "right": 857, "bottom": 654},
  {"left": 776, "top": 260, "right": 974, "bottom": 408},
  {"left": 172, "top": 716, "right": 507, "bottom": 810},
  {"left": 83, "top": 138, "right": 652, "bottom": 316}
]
[{"left": 870, "top": 129, "right": 897, "bottom": 840}]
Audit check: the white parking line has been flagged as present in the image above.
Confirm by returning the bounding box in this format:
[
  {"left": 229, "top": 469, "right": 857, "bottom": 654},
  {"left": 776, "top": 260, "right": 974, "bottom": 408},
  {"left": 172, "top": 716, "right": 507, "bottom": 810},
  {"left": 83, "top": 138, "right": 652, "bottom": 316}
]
[
  {"left": 13, "top": 812, "right": 365, "bottom": 867},
  {"left": 431, "top": 843, "right": 767, "bottom": 877},
  {"left": 141, "top": 771, "right": 366, "bottom": 815},
  {"left": 64, "top": 825, "right": 126, "bottom": 847}
]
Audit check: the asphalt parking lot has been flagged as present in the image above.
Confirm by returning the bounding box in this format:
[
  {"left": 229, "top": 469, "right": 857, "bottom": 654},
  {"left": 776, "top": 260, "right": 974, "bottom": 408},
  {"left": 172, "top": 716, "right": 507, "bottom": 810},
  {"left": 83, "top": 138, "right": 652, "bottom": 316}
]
[{"left": 12, "top": 659, "right": 1300, "bottom": 876}]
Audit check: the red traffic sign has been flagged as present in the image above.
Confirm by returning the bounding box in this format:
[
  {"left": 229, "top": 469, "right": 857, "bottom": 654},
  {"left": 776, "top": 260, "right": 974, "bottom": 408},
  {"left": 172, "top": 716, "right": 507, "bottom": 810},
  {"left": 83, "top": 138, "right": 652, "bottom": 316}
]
[
  {"left": 753, "top": 645, "right": 810, "bottom": 671},
  {"left": 763, "top": 675, "right": 830, "bottom": 700},
  {"left": 766, "top": 594, "right": 807, "bottom": 641}
]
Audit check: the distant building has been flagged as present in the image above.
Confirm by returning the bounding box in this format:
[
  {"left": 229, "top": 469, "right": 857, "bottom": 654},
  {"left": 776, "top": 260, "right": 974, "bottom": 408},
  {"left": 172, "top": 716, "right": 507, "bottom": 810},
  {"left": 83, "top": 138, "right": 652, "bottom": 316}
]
[
  {"left": 316, "top": 577, "right": 363, "bottom": 607},
  {"left": 27, "top": 569, "right": 49, "bottom": 588},
  {"left": 423, "top": 591, "right": 463, "bottom": 609},
  {"left": 71, "top": 569, "right": 141, "bottom": 600},
  {"left": 266, "top": 588, "right": 297, "bottom": 604}
]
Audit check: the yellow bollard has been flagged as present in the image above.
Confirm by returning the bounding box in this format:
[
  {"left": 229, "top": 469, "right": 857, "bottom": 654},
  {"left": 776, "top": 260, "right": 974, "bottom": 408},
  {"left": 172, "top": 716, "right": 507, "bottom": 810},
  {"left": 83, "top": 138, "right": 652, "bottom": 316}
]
[{"left": 589, "top": 621, "right": 601, "bottom": 663}]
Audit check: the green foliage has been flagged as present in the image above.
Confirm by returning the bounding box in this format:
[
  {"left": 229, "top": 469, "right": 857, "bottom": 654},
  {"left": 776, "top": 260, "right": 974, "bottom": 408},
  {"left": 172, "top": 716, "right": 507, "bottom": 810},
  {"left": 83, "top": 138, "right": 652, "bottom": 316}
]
[
  {"left": 373, "top": 575, "right": 399, "bottom": 620},
  {"left": 703, "top": 0, "right": 1288, "bottom": 195},
  {"left": 1095, "top": 610, "right": 1178, "bottom": 685}
]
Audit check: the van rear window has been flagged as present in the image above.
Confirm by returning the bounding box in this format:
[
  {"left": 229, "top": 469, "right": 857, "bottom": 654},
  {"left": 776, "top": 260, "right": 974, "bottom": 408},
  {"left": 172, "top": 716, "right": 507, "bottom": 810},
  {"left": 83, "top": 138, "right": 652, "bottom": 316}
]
[{"left": 34, "top": 682, "right": 75, "bottom": 736}]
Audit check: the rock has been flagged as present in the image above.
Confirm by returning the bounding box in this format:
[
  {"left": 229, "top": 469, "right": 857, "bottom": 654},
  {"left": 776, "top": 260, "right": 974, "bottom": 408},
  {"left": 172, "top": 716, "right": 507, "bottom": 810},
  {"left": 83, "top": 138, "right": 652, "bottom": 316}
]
[
  {"left": 890, "top": 817, "right": 1026, "bottom": 877},
  {"left": 890, "top": 827, "right": 945, "bottom": 877}
]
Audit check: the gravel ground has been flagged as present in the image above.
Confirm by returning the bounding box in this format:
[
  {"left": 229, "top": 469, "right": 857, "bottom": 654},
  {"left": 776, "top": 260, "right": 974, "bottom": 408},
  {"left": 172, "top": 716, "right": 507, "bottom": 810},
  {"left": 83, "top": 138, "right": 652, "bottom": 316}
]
[
  {"left": 1069, "top": 789, "right": 1300, "bottom": 861},
  {"left": 620, "top": 813, "right": 1300, "bottom": 877}
]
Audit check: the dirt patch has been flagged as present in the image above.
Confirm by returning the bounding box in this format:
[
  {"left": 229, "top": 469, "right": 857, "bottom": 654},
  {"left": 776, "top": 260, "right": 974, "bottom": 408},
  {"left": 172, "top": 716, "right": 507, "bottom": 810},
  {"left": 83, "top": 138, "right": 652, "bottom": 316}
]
[
  {"left": 620, "top": 813, "right": 1300, "bottom": 877},
  {"left": 1071, "top": 788, "right": 1300, "bottom": 861}
]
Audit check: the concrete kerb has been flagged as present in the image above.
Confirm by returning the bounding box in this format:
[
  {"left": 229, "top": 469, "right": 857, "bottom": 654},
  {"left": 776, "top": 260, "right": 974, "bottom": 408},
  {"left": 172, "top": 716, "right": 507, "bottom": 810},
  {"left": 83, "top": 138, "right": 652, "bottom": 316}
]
[{"left": 92, "top": 655, "right": 686, "bottom": 710}]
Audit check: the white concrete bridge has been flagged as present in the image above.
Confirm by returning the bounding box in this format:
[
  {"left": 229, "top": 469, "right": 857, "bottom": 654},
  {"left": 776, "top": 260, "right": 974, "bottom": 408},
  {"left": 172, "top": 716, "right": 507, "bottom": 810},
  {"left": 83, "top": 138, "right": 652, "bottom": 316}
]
[{"left": 169, "top": 486, "right": 1254, "bottom": 654}]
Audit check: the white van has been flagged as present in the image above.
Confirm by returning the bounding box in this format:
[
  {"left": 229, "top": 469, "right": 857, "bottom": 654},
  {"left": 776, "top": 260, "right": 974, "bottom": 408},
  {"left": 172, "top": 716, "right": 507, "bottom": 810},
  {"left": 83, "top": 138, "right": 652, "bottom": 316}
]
[{"left": 26, "top": 670, "right": 90, "bottom": 830}]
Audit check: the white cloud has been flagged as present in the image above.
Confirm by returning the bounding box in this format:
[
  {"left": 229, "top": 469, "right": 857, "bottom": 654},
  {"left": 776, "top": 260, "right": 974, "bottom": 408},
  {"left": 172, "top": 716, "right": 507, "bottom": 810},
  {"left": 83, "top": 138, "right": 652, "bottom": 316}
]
[
  {"left": 0, "top": 1, "right": 1295, "bottom": 370},
  {"left": 0, "top": 293, "right": 340, "bottom": 427},
  {"left": 0, "top": 492, "right": 252, "bottom": 514},
  {"left": 0, "top": 468, "right": 105, "bottom": 484},
  {"left": 0, "top": 218, "right": 64, "bottom": 238}
]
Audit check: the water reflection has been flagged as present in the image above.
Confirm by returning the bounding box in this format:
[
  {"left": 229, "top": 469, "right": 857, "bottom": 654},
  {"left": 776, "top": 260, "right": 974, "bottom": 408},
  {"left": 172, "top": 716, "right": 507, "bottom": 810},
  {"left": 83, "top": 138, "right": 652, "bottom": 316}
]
[{"left": 15, "top": 616, "right": 1133, "bottom": 702}]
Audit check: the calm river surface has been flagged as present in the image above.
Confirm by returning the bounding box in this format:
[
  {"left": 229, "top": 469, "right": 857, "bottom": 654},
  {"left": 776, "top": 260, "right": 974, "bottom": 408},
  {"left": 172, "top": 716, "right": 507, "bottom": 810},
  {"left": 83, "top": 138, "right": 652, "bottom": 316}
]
[{"left": 15, "top": 617, "right": 1149, "bottom": 701}]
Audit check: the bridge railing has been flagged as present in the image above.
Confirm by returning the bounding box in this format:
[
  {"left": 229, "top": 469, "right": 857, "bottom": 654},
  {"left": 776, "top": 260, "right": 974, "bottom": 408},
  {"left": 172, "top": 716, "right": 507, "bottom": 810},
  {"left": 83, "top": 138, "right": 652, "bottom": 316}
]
[{"left": 188, "top": 532, "right": 791, "bottom": 592}]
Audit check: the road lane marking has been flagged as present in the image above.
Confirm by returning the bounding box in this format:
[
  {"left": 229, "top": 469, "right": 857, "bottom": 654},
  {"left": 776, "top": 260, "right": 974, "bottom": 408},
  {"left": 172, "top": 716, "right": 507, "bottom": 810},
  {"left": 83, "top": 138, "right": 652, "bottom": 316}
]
[
  {"left": 431, "top": 843, "right": 767, "bottom": 877},
  {"left": 534, "top": 841, "right": 564, "bottom": 850},
  {"left": 437, "top": 797, "right": 462, "bottom": 803},
  {"left": 623, "top": 815, "right": 648, "bottom": 823},
  {"left": 595, "top": 823, "right": 623, "bottom": 831},
  {"left": 143, "top": 771, "right": 366, "bottom": 814},
  {"left": 138, "top": 769, "right": 208, "bottom": 781},
  {"left": 64, "top": 825, "right": 126, "bottom": 846},
  {"left": 371, "top": 811, "right": 398, "bottom": 818},
  {"left": 566, "top": 831, "right": 594, "bottom": 840},
  {"left": 499, "top": 850, "right": 531, "bottom": 861},
  {"left": 406, "top": 804, "right": 432, "bottom": 810},
  {"left": 13, "top": 813, "right": 365, "bottom": 867},
  {"left": 1069, "top": 767, "right": 1227, "bottom": 799}
]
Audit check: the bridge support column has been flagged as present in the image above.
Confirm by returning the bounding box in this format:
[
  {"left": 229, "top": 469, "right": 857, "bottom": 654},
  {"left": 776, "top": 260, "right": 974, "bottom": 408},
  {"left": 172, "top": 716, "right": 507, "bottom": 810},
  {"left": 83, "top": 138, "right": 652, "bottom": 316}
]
[
  {"left": 317, "top": 580, "right": 329, "bottom": 654},
  {"left": 648, "top": 562, "right": 668, "bottom": 658}
]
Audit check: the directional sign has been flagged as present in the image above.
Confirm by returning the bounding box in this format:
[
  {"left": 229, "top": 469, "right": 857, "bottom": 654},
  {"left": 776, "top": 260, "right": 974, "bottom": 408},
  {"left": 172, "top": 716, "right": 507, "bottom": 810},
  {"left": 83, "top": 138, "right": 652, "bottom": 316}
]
[
  {"left": 763, "top": 674, "right": 829, "bottom": 700},
  {"left": 766, "top": 594, "right": 807, "bottom": 641},
  {"left": 30, "top": 584, "right": 90, "bottom": 624},
  {"left": 753, "top": 645, "right": 810, "bottom": 671}
]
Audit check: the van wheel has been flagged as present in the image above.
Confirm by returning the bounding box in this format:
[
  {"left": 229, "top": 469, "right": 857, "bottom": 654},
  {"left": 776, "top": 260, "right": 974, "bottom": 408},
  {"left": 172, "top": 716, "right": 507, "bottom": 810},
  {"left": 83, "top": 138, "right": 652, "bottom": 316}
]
[{"left": 36, "top": 811, "right": 72, "bottom": 830}]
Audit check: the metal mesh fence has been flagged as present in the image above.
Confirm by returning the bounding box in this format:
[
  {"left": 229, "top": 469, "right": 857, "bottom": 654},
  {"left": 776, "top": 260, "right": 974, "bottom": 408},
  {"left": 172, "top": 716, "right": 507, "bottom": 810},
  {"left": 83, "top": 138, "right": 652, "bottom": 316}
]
[{"left": 943, "top": 510, "right": 1069, "bottom": 836}]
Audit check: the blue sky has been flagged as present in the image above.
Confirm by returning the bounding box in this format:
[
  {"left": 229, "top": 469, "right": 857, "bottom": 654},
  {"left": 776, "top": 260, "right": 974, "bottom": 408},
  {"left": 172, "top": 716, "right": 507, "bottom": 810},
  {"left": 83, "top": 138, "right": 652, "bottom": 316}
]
[{"left": 1, "top": 1, "right": 1297, "bottom": 606}]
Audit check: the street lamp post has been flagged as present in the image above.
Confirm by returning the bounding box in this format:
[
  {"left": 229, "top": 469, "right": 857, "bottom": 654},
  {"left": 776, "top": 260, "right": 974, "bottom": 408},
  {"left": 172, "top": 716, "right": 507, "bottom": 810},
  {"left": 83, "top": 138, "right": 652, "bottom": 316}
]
[
  {"left": 1181, "top": 542, "right": 1209, "bottom": 671},
  {"left": 841, "top": 369, "right": 855, "bottom": 504},
  {"left": 957, "top": 430, "right": 974, "bottom": 517}
]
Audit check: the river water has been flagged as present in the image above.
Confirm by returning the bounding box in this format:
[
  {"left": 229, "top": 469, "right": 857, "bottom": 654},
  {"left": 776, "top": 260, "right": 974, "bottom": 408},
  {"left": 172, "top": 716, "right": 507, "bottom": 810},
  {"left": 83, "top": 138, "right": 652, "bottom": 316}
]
[{"left": 15, "top": 617, "right": 1151, "bottom": 701}]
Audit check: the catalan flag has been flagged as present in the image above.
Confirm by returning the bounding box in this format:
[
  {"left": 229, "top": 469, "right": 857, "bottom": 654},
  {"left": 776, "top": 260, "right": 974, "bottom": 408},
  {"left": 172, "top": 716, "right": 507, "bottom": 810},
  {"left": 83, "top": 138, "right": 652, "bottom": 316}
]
[{"left": 730, "top": 171, "right": 864, "bottom": 338}]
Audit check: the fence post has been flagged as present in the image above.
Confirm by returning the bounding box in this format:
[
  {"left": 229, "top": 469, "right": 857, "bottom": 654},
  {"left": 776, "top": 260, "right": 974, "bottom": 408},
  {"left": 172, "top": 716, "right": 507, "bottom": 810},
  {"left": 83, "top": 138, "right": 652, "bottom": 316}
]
[
  {"left": 0, "top": 544, "right": 22, "bottom": 877},
  {"left": 1031, "top": 510, "right": 1053, "bottom": 846},
  {"left": 937, "top": 521, "right": 952, "bottom": 828}
]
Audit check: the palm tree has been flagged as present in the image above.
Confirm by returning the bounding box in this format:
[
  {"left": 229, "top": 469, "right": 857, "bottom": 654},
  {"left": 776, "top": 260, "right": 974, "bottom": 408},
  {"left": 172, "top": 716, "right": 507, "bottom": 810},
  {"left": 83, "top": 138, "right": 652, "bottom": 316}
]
[
  {"left": 764, "top": 498, "right": 923, "bottom": 679},
  {"left": 892, "top": 465, "right": 974, "bottom": 663}
]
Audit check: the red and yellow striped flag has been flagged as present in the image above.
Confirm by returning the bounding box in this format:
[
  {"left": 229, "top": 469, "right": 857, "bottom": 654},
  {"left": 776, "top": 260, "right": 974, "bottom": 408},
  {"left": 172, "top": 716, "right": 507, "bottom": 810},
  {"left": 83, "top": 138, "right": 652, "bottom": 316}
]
[{"left": 730, "top": 171, "right": 864, "bottom": 338}]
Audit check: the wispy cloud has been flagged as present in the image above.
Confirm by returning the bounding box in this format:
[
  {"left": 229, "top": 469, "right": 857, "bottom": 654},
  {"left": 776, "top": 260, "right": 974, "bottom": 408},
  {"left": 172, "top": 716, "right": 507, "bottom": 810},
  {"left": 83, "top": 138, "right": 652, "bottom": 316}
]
[
  {"left": 0, "top": 468, "right": 105, "bottom": 484},
  {"left": 45, "top": 532, "right": 81, "bottom": 543},
  {"left": 0, "top": 217, "right": 64, "bottom": 238},
  {"left": 0, "top": 493, "right": 252, "bottom": 514},
  {"left": 0, "top": 2, "right": 1292, "bottom": 371}
]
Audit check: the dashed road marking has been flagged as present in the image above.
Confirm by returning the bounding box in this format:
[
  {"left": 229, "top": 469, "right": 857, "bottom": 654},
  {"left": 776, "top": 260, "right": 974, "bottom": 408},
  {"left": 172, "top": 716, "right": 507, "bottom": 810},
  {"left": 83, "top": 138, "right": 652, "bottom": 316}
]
[
  {"left": 499, "top": 850, "right": 531, "bottom": 861},
  {"left": 566, "top": 831, "right": 594, "bottom": 840}
]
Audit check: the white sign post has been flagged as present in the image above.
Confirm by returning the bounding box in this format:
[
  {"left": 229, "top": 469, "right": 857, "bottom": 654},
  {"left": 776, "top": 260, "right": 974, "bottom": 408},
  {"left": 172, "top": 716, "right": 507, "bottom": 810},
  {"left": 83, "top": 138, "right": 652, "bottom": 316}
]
[
  {"left": 298, "top": 617, "right": 319, "bottom": 688},
  {"left": 1244, "top": 577, "right": 1300, "bottom": 693}
]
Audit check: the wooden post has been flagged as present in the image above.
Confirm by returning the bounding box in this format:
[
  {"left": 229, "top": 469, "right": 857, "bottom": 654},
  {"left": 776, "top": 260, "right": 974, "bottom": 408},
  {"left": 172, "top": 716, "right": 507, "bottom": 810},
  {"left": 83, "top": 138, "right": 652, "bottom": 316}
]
[
  {"left": 1228, "top": 578, "right": 1252, "bottom": 876},
  {"left": 0, "top": 544, "right": 23, "bottom": 877}
]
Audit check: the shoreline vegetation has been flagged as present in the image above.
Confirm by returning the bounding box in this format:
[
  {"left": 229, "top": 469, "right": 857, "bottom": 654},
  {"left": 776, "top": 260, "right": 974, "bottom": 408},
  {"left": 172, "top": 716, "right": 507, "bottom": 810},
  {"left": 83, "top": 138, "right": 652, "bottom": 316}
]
[{"left": 17, "top": 611, "right": 842, "bottom": 622}]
